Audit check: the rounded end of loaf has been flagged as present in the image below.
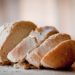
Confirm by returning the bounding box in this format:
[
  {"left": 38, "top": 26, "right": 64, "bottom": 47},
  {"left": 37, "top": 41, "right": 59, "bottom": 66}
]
[{"left": 41, "top": 40, "right": 75, "bottom": 69}]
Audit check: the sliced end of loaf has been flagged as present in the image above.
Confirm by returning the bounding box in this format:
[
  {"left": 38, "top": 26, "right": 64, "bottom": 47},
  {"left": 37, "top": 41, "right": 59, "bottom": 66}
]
[
  {"left": 41, "top": 40, "right": 75, "bottom": 69},
  {"left": 0, "top": 21, "right": 37, "bottom": 64}
]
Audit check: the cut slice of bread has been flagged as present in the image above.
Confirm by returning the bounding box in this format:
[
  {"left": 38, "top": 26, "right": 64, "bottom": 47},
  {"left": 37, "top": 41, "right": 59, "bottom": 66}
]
[
  {"left": 41, "top": 40, "right": 75, "bottom": 69},
  {"left": 7, "top": 26, "right": 58, "bottom": 63},
  {"left": 29, "top": 26, "right": 59, "bottom": 44},
  {"left": 7, "top": 37, "right": 38, "bottom": 62},
  {"left": 0, "top": 21, "right": 36, "bottom": 64},
  {"left": 26, "top": 33, "right": 71, "bottom": 68}
]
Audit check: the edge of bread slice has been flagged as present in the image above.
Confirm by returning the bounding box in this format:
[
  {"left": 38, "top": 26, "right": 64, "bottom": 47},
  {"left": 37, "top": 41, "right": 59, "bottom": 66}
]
[{"left": 0, "top": 21, "right": 36, "bottom": 64}]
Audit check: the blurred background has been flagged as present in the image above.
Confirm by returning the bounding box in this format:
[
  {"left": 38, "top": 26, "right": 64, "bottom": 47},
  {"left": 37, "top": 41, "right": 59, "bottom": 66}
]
[{"left": 0, "top": 0, "right": 75, "bottom": 39}]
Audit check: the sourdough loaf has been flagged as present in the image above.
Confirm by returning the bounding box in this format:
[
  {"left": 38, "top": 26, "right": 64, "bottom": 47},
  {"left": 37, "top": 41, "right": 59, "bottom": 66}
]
[
  {"left": 26, "top": 33, "right": 71, "bottom": 68},
  {"left": 7, "top": 26, "right": 58, "bottom": 63},
  {"left": 41, "top": 40, "right": 75, "bottom": 69},
  {"left": 0, "top": 21, "right": 36, "bottom": 64}
]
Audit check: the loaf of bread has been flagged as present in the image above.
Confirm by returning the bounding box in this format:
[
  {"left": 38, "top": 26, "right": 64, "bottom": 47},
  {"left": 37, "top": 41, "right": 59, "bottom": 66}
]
[
  {"left": 41, "top": 40, "right": 75, "bottom": 69},
  {"left": 7, "top": 26, "right": 58, "bottom": 63},
  {"left": 0, "top": 21, "right": 36, "bottom": 64},
  {"left": 0, "top": 21, "right": 74, "bottom": 70},
  {"left": 26, "top": 33, "right": 71, "bottom": 68}
]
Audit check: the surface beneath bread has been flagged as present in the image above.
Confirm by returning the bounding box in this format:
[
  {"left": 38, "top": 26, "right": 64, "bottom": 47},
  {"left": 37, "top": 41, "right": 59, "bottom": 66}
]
[{"left": 0, "top": 66, "right": 75, "bottom": 75}]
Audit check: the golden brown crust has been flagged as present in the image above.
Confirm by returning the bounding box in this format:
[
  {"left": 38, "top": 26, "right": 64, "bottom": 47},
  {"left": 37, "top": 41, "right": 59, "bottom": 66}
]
[{"left": 41, "top": 40, "right": 75, "bottom": 69}]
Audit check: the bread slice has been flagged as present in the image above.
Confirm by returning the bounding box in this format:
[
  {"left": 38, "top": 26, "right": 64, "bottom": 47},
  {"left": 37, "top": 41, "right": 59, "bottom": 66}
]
[
  {"left": 0, "top": 21, "right": 36, "bottom": 64},
  {"left": 7, "top": 26, "right": 58, "bottom": 63},
  {"left": 71, "top": 62, "right": 75, "bottom": 71},
  {"left": 41, "top": 40, "right": 75, "bottom": 69},
  {"left": 29, "top": 26, "right": 59, "bottom": 44},
  {"left": 26, "top": 33, "right": 71, "bottom": 68},
  {"left": 13, "top": 61, "right": 36, "bottom": 69}
]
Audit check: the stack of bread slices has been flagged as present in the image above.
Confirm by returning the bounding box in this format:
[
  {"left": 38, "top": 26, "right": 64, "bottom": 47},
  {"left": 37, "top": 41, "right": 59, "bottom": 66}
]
[{"left": 0, "top": 21, "right": 75, "bottom": 69}]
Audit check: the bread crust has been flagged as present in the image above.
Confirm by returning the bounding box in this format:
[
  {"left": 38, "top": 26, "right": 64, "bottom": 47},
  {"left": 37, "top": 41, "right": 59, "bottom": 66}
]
[{"left": 41, "top": 40, "right": 75, "bottom": 69}]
